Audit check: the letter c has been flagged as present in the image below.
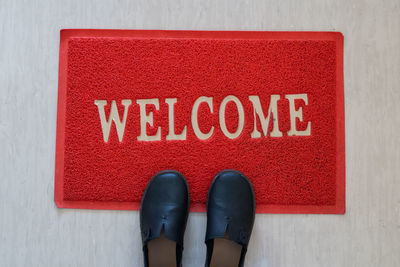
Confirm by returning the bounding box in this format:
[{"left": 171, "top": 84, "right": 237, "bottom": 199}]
[{"left": 191, "top": 97, "right": 214, "bottom": 140}]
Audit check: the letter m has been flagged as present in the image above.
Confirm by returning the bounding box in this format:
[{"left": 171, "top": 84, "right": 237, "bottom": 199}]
[
  {"left": 248, "top": 95, "right": 282, "bottom": 138},
  {"left": 94, "top": 100, "right": 132, "bottom": 143}
]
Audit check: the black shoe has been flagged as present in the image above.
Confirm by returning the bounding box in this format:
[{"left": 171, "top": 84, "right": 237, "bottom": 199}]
[
  {"left": 205, "top": 170, "right": 256, "bottom": 267},
  {"left": 140, "top": 170, "right": 190, "bottom": 267}
]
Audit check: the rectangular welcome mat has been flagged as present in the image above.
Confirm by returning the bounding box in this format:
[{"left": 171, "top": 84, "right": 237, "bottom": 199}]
[{"left": 55, "top": 30, "right": 345, "bottom": 214}]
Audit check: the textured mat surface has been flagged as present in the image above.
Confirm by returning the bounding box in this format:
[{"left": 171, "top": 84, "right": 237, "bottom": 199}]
[{"left": 55, "top": 30, "right": 345, "bottom": 213}]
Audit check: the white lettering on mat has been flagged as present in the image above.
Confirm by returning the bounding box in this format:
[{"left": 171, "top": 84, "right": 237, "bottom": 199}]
[
  {"left": 285, "top": 94, "right": 312, "bottom": 136},
  {"left": 191, "top": 96, "right": 214, "bottom": 140},
  {"left": 249, "top": 95, "right": 282, "bottom": 138},
  {"left": 219, "top": 95, "right": 245, "bottom": 139},
  {"left": 94, "top": 99, "right": 132, "bottom": 142},
  {"left": 94, "top": 94, "right": 312, "bottom": 142}
]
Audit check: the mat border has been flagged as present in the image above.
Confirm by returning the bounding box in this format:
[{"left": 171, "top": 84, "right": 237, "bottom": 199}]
[{"left": 54, "top": 29, "right": 345, "bottom": 214}]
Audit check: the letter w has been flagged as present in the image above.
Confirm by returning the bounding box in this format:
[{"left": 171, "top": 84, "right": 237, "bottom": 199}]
[{"left": 94, "top": 100, "right": 132, "bottom": 143}]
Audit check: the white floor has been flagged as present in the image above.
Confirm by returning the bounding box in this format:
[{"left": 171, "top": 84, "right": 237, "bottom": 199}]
[{"left": 1, "top": 1, "right": 399, "bottom": 266}]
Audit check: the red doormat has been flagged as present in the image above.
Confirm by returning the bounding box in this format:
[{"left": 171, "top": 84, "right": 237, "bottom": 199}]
[{"left": 55, "top": 30, "right": 345, "bottom": 214}]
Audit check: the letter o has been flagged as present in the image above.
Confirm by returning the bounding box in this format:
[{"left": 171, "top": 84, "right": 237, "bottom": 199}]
[{"left": 219, "top": 95, "right": 244, "bottom": 139}]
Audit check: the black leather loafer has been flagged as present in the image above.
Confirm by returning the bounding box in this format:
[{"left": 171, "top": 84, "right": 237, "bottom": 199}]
[
  {"left": 205, "top": 170, "right": 256, "bottom": 267},
  {"left": 140, "top": 170, "right": 189, "bottom": 267}
]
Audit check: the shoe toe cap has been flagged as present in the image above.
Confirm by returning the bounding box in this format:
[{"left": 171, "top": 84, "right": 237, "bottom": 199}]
[
  {"left": 140, "top": 171, "right": 189, "bottom": 245},
  {"left": 206, "top": 170, "right": 256, "bottom": 245}
]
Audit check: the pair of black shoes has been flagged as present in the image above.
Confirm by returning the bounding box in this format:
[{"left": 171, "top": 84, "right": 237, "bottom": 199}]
[{"left": 140, "top": 170, "right": 256, "bottom": 267}]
